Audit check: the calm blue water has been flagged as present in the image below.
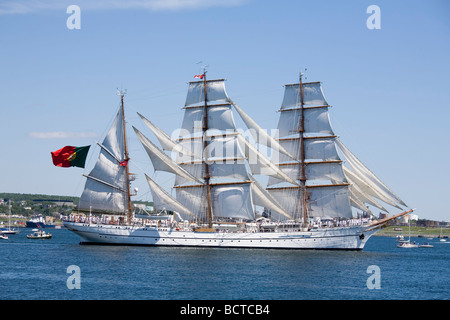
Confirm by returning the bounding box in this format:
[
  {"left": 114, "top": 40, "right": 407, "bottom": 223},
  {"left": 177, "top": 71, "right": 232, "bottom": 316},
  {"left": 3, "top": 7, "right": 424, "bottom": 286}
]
[{"left": 0, "top": 228, "right": 448, "bottom": 300}]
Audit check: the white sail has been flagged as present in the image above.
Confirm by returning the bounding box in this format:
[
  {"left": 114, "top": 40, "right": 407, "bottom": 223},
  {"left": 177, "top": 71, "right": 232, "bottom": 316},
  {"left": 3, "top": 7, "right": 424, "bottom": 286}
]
[
  {"left": 78, "top": 178, "right": 127, "bottom": 214},
  {"left": 175, "top": 185, "right": 207, "bottom": 220},
  {"left": 237, "top": 135, "right": 298, "bottom": 185},
  {"left": 347, "top": 181, "right": 376, "bottom": 215},
  {"left": 307, "top": 185, "right": 353, "bottom": 218},
  {"left": 77, "top": 107, "right": 128, "bottom": 214},
  {"left": 211, "top": 182, "right": 254, "bottom": 220},
  {"left": 267, "top": 184, "right": 353, "bottom": 220},
  {"left": 266, "top": 187, "right": 302, "bottom": 220},
  {"left": 185, "top": 79, "right": 229, "bottom": 107},
  {"left": 250, "top": 177, "right": 293, "bottom": 219},
  {"left": 176, "top": 138, "right": 203, "bottom": 163},
  {"left": 133, "top": 126, "right": 202, "bottom": 184},
  {"left": 281, "top": 82, "right": 328, "bottom": 109},
  {"left": 336, "top": 139, "right": 407, "bottom": 209},
  {"left": 304, "top": 107, "right": 334, "bottom": 135},
  {"left": 277, "top": 137, "right": 340, "bottom": 163},
  {"left": 175, "top": 160, "right": 249, "bottom": 186},
  {"left": 101, "top": 107, "right": 125, "bottom": 160},
  {"left": 138, "top": 112, "right": 198, "bottom": 159},
  {"left": 174, "top": 163, "right": 203, "bottom": 186},
  {"left": 305, "top": 137, "right": 340, "bottom": 161},
  {"left": 348, "top": 188, "right": 373, "bottom": 215},
  {"left": 267, "top": 161, "right": 346, "bottom": 186},
  {"left": 206, "top": 104, "right": 237, "bottom": 133},
  {"left": 306, "top": 161, "right": 346, "bottom": 183},
  {"left": 277, "top": 106, "right": 334, "bottom": 138},
  {"left": 206, "top": 134, "right": 244, "bottom": 162},
  {"left": 175, "top": 182, "right": 255, "bottom": 221},
  {"left": 179, "top": 107, "right": 203, "bottom": 138},
  {"left": 175, "top": 134, "right": 249, "bottom": 185},
  {"left": 267, "top": 164, "right": 299, "bottom": 186},
  {"left": 343, "top": 166, "right": 389, "bottom": 212},
  {"left": 180, "top": 104, "right": 237, "bottom": 138},
  {"left": 145, "top": 175, "right": 195, "bottom": 218},
  {"left": 229, "top": 99, "right": 296, "bottom": 160}
]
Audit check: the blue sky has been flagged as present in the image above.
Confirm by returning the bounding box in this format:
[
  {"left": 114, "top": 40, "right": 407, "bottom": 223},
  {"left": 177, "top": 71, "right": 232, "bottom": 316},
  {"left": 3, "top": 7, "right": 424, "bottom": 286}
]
[{"left": 0, "top": 0, "right": 449, "bottom": 221}]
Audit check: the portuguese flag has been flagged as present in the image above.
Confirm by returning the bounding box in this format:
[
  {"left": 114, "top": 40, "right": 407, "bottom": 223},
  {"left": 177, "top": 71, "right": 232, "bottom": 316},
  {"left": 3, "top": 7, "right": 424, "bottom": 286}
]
[{"left": 51, "top": 145, "right": 90, "bottom": 168}]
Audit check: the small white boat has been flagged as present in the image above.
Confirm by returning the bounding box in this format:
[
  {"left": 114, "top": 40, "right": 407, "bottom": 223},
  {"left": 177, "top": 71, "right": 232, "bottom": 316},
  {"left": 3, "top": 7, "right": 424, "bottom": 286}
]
[
  {"left": 419, "top": 243, "right": 434, "bottom": 248},
  {"left": 397, "top": 241, "right": 419, "bottom": 248},
  {"left": 1, "top": 228, "right": 18, "bottom": 235},
  {"left": 27, "top": 229, "right": 52, "bottom": 239},
  {"left": 397, "top": 214, "right": 418, "bottom": 248},
  {"left": 0, "top": 232, "right": 8, "bottom": 240}
]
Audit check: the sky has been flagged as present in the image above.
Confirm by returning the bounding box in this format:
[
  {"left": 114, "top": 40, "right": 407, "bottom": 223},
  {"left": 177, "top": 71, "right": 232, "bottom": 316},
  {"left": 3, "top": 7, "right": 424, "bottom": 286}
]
[{"left": 0, "top": 0, "right": 449, "bottom": 221}]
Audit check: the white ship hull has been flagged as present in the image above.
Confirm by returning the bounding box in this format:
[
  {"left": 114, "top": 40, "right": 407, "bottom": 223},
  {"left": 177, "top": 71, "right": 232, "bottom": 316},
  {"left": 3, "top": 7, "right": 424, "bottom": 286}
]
[{"left": 63, "top": 221, "right": 379, "bottom": 250}]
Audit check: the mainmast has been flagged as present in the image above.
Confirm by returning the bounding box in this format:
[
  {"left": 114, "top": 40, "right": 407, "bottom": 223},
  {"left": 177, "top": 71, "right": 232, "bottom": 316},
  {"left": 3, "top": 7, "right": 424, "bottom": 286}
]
[
  {"left": 119, "top": 90, "right": 133, "bottom": 224},
  {"left": 202, "top": 68, "right": 214, "bottom": 228},
  {"left": 298, "top": 71, "right": 308, "bottom": 227}
]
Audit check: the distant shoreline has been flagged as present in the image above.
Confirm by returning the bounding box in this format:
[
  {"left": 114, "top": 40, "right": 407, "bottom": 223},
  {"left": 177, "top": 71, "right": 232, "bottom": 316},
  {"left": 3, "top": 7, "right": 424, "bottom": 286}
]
[{"left": 375, "top": 225, "right": 449, "bottom": 238}]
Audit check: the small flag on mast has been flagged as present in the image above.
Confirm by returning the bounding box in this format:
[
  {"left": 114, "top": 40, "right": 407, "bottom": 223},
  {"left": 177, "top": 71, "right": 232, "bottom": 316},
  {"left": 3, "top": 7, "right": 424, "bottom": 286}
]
[
  {"left": 119, "top": 160, "right": 128, "bottom": 167},
  {"left": 194, "top": 74, "right": 204, "bottom": 79}
]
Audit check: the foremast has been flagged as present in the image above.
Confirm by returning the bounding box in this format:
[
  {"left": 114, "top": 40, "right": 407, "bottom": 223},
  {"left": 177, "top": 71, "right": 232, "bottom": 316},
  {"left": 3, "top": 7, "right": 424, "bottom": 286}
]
[
  {"left": 119, "top": 90, "right": 134, "bottom": 224},
  {"left": 201, "top": 69, "right": 214, "bottom": 229},
  {"left": 298, "top": 71, "right": 308, "bottom": 227}
]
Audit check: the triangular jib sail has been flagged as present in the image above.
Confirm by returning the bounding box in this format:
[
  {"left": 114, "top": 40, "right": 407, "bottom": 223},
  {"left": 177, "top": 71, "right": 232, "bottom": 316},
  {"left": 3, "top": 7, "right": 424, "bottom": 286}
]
[{"left": 145, "top": 174, "right": 195, "bottom": 218}]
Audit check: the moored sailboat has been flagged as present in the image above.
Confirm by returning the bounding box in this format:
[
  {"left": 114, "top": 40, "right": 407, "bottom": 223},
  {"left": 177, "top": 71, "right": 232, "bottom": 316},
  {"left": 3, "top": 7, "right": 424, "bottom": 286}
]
[
  {"left": 1, "top": 200, "right": 18, "bottom": 235},
  {"left": 63, "top": 70, "right": 413, "bottom": 250},
  {"left": 397, "top": 213, "right": 419, "bottom": 248}
]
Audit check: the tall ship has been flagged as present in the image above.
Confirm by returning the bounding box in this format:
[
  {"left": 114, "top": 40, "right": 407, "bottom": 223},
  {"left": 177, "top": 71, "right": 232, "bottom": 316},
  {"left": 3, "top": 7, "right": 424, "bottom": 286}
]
[{"left": 63, "top": 70, "right": 413, "bottom": 250}]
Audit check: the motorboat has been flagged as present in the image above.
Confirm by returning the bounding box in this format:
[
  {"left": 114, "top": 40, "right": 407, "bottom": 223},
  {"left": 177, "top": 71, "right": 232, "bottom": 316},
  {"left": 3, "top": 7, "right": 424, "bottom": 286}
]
[{"left": 27, "top": 229, "right": 52, "bottom": 239}]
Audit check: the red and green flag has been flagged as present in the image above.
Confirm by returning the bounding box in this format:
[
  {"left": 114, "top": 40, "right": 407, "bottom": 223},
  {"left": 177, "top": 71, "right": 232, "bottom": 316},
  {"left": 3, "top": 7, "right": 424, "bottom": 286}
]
[{"left": 51, "top": 145, "right": 90, "bottom": 168}]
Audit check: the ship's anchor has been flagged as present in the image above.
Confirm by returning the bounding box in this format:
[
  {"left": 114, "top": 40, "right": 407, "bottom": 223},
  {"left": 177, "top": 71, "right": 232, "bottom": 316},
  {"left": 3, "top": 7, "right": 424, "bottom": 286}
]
[{"left": 359, "top": 233, "right": 365, "bottom": 240}]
